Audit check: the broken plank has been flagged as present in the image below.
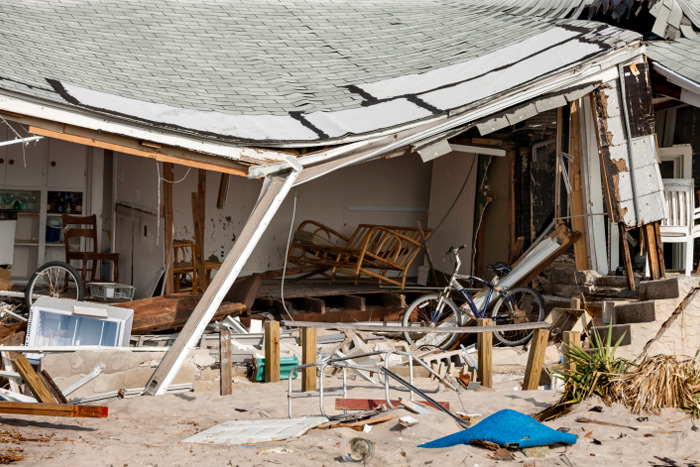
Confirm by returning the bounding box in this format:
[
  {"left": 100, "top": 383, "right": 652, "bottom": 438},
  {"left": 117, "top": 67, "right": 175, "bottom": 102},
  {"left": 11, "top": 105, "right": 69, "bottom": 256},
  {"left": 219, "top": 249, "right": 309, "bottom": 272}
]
[
  {"left": 0, "top": 401, "right": 108, "bottom": 418},
  {"left": 335, "top": 398, "right": 449, "bottom": 411},
  {"left": 115, "top": 294, "right": 246, "bottom": 335},
  {"left": 39, "top": 370, "right": 69, "bottom": 404},
  {"left": 11, "top": 354, "right": 56, "bottom": 403},
  {"left": 216, "top": 173, "right": 230, "bottom": 210}
]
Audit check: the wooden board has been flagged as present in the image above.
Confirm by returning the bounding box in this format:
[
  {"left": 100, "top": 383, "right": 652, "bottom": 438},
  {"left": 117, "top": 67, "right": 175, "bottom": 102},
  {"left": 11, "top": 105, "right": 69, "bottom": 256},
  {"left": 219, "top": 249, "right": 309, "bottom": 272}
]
[
  {"left": 193, "top": 169, "right": 207, "bottom": 292},
  {"left": 11, "top": 354, "right": 56, "bottom": 403},
  {"left": 301, "top": 327, "right": 317, "bottom": 392},
  {"left": 219, "top": 330, "right": 232, "bottom": 396},
  {"left": 114, "top": 294, "right": 246, "bottom": 334},
  {"left": 0, "top": 401, "right": 108, "bottom": 418},
  {"left": 163, "top": 163, "right": 175, "bottom": 295}
]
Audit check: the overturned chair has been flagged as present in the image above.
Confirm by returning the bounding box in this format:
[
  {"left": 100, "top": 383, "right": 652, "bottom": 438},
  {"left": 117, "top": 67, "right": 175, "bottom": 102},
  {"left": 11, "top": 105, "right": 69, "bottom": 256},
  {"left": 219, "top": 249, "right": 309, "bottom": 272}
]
[{"left": 287, "top": 220, "right": 432, "bottom": 289}]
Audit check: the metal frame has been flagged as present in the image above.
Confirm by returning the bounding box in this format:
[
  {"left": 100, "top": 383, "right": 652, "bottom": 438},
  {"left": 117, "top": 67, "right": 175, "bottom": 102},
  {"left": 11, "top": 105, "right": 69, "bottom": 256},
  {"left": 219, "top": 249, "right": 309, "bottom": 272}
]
[{"left": 287, "top": 350, "right": 459, "bottom": 419}]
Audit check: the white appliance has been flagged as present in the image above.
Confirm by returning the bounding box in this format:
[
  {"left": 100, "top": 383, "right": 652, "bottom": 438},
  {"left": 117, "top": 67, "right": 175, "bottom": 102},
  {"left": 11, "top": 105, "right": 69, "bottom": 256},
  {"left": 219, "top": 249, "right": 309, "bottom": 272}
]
[{"left": 25, "top": 296, "right": 134, "bottom": 360}]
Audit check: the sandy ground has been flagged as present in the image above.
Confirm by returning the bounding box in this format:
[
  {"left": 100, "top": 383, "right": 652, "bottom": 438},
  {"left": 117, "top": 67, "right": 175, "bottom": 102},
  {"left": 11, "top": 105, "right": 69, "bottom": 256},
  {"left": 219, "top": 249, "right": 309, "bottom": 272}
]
[{"left": 2, "top": 374, "right": 700, "bottom": 467}]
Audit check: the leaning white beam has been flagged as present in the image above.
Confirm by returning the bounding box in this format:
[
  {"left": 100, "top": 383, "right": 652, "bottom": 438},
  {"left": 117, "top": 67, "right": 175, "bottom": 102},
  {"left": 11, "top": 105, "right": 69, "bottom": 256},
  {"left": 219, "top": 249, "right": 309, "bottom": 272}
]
[{"left": 145, "top": 167, "right": 301, "bottom": 396}]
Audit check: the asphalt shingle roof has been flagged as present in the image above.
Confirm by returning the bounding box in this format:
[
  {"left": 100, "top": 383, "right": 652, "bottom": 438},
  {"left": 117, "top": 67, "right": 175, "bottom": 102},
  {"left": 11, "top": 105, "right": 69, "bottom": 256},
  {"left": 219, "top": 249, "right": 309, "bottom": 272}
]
[
  {"left": 0, "top": 0, "right": 641, "bottom": 144},
  {"left": 646, "top": 35, "right": 700, "bottom": 85}
]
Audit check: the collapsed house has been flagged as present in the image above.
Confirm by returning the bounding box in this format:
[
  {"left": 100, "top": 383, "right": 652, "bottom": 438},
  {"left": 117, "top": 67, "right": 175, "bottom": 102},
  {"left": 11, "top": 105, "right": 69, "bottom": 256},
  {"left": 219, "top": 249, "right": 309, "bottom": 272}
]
[{"left": 0, "top": 0, "right": 698, "bottom": 407}]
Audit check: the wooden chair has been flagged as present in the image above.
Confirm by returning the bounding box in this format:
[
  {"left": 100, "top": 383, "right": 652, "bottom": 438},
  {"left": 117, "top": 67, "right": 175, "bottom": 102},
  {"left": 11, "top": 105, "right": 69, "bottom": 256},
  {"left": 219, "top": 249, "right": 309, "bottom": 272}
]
[
  {"left": 173, "top": 240, "right": 198, "bottom": 293},
  {"left": 62, "top": 213, "right": 119, "bottom": 283},
  {"left": 659, "top": 179, "right": 700, "bottom": 276}
]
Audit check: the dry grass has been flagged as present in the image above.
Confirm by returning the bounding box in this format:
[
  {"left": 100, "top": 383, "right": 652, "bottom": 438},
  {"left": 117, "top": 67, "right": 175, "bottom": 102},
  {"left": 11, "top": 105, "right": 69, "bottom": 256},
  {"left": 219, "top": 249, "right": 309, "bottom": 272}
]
[{"left": 613, "top": 355, "right": 700, "bottom": 416}]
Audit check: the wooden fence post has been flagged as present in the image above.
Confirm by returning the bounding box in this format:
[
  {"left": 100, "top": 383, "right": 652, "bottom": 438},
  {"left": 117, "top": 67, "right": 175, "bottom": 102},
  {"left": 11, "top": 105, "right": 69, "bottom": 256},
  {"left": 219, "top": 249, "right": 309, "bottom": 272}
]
[
  {"left": 562, "top": 331, "right": 581, "bottom": 374},
  {"left": 264, "top": 321, "right": 280, "bottom": 383},
  {"left": 477, "top": 318, "right": 492, "bottom": 389},
  {"left": 301, "top": 327, "right": 317, "bottom": 392},
  {"left": 522, "top": 328, "right": 550, "bottom": 390},
  {"left": 219, "top": 330, "right": 232, "bottom": 395}
]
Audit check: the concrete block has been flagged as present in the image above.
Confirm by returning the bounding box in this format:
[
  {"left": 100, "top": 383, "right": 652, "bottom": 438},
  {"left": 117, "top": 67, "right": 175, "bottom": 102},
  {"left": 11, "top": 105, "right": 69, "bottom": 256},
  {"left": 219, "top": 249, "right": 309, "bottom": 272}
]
[
  {"left": 640, "top": 277, "right": 700, "bottom": 301},
  {"left": 591, "top": 324, "right": 632, "bottom": 347},
  {"left": 614, "top": 301, "right": 656, "bottom": 324}
]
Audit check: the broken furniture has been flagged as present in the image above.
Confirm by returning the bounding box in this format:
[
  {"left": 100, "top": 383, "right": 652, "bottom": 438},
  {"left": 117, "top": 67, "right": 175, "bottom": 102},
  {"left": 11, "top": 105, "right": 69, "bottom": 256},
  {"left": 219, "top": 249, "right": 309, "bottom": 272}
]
[
  {"left": 62, "top": 213, "right": 119, "bottom": 283},
  {"left": 287, "top": 220, "right": 432, "bottom": 289},
  {"left": 24, "top": 296, "right": 133, "bottom": 360},
  {"left": 659, "top": 178, "right": 700, "bottom": 276}
]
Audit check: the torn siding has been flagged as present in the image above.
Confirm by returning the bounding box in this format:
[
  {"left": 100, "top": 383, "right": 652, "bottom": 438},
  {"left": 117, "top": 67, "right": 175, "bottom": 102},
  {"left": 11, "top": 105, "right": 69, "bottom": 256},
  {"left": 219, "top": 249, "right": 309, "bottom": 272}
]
[{"left": 591, "top": 65, "right": 666, "bottom": 228}]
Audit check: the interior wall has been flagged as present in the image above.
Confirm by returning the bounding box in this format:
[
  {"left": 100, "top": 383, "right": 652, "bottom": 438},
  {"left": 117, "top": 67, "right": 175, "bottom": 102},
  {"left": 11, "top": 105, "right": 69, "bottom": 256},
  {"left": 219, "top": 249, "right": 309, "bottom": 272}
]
[
  {"left": 426, "top": 151, "right": 478, "bottom": 275},
  {"left": 478, "top": 153, "right": 512, "bottom": 277},
  {"left": 115, "top": 152, "right": 433, "bottom": 293}
]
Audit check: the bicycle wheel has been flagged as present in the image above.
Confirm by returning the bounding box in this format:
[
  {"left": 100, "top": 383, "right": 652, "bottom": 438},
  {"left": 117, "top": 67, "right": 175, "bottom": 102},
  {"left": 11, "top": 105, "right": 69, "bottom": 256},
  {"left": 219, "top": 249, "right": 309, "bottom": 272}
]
[
  {"left": 490, "top": 286, "right": 545, "bottom": 346},
  {"left": 402, "top": 294, "right": 463, "bottom": 350},
  {"left": 25, "top": 261, "right": 84, "bottom": 311}
]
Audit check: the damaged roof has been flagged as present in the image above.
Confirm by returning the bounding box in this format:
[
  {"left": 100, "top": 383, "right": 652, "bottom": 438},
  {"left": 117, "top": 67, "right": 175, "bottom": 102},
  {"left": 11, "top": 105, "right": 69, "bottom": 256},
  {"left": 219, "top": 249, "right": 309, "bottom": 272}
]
[{"left": 0, "top": 0, "right": 641, "bottom": 147}]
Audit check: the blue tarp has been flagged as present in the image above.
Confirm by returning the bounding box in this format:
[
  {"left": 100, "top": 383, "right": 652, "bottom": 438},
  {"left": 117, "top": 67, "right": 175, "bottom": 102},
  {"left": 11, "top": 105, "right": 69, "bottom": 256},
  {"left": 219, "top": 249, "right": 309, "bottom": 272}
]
[{"left": 418, "top": 409, "right": 577, "bottom": 449}]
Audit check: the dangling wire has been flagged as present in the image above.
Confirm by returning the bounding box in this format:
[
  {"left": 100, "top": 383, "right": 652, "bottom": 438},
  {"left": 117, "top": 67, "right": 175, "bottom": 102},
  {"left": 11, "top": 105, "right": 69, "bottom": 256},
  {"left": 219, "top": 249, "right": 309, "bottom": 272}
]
[
  {"left": 155, "top": 162, "right": 192, "bottom": 246},
  {"left": 280, "top": 189, "right": 298, "bottom": 321},
  {"left": 0, "top": 117, "right": 28, "bottom": 168}
]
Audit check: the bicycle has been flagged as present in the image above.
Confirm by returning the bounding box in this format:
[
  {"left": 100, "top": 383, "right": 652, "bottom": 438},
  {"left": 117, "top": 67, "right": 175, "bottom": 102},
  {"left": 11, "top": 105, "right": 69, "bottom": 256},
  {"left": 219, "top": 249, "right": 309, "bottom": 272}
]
[{"left": 402, "top": 245, "right": 545, "bottom": 349}]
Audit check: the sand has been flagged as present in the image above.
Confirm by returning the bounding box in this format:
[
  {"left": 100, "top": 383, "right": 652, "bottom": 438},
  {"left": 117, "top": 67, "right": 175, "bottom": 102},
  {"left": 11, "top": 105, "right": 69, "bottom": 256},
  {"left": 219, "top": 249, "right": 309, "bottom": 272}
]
[{"left": 2, "top": 375, "right": 700, "bottom": 466}]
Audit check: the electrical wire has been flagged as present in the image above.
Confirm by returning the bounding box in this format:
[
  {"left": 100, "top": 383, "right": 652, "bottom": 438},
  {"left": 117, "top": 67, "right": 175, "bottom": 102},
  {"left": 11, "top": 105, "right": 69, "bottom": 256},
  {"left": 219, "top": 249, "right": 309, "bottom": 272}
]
[
  {"left": 429, "top": 155, "right": 478, "bottom": 239},
  {"left": 279, "top": 189, "right": 298, "bottom": 321}
]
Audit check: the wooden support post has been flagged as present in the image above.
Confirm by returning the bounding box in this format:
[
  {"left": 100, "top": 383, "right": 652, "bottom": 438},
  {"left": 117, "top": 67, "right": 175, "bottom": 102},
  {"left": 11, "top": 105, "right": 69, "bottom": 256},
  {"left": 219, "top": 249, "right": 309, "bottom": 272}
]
[
  {"left": 654, "top": 222, "right": 666, "bottom": 278},
  {"left": 561, "top": 331, "right": 581, "bottom": 374},
  {"left": 163, "top": 163, "right": 175, "bottom": 295},
  {"left": 192, "top": 169, "right": 207, "bottom": 292},
  {"left": 569, "top": 102, "right": 589, "bottom": 270},
  {"left": 11, "top": 355, "right": 56, "bottom": 403},
  {"left": 619, "top": 223, "right": 636, "bottom": 291},
  {"left": 554, "top": 107, "right": 564, "bottom": 223},
  {"left": 476, "top": 318, "right": 492, "bottom": 388},
  {"left": 216, "top": 173, "right": 230, "bottom": 210},
  {"left": 570, "top": 297, "right": 581, "bottom": 310},
  {"left": 264, "top": 320, "right": 280, "bottom": 383},
  {"left": 301, "top": 327, "right": 317, "bottom": 392},
  {"left": 522, "top": 328, "right": 550, "bottom": 390},
  {"left": 643, "top": 223, "right": 660, "bottom": 280},
  {"left": 219, "top": 330, "right": 232, "bottom": 396}
]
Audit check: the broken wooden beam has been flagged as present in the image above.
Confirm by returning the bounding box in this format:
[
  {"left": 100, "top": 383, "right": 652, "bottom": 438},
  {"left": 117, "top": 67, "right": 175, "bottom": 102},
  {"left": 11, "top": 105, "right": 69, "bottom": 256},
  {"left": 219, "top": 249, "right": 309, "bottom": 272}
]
[
  {"left": 0, "top": 401, "right": 108, "bottom": 418},
  {"left": 335, "top": 398, "right": 449, "bottom": 411},
  {"left": 39, "top": 370, "right": 68, "bottom": 404},
  {"left": 11, "top": 355, "right": 56, "bottom": 403},
  {"left": 115, "top": 294, "right": 246, "bottom": 335}
]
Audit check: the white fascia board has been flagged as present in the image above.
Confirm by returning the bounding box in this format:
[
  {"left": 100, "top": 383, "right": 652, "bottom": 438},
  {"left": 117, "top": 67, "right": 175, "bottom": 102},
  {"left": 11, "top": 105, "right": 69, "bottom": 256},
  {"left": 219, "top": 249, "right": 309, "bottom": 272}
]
[
  {"left": 450, "top": 144, "right": 506, "bottom": 157},
  {"left": 0, "top": 93, "right": 288, "bottom": 164},
  {"left": 249, "top": 45, "right": 639, "bottom": 179}
]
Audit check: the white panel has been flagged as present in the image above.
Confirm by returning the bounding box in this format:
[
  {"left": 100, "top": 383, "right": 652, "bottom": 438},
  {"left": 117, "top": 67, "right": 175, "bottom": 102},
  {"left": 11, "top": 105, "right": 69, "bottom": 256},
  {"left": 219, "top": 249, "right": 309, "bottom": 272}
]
[{"left": 182, "top": 417, "right": 328, "bottom": 445}]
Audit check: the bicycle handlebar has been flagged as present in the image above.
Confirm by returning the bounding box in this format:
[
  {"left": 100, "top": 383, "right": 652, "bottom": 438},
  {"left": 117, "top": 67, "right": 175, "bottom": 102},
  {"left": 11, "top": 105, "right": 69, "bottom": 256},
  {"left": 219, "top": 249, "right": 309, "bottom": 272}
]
[{"left": 445, "top": 245, "right": 468, "bottom": 256}]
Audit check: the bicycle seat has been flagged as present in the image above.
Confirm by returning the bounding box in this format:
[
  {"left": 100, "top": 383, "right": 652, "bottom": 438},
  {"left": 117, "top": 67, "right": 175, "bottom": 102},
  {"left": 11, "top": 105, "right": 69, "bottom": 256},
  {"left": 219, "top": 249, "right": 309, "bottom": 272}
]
[{"left": 488, "top": 262, "right": 512, "bottom": 277}]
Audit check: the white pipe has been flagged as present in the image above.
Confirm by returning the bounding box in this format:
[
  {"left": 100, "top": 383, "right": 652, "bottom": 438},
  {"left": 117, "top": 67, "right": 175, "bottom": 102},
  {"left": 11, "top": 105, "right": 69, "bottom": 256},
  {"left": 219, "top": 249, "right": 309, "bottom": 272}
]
[
  {"left": 0, "top": 135, "right": 43, "bottom": 147},
  {"left": 62, "top": 363, "right": 105, "bottom": 396}
]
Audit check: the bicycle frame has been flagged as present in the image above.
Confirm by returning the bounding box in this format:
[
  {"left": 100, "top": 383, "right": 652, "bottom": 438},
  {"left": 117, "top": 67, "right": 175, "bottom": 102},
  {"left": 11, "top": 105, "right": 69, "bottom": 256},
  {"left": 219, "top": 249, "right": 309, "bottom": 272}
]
[{"left": 430, "top": 247, "right": 512, "bottom": 323}]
